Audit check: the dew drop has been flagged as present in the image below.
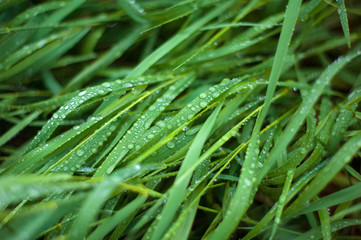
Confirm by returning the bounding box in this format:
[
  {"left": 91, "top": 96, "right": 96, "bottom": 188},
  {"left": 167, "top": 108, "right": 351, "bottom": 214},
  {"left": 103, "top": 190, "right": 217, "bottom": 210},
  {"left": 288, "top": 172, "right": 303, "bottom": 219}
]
[
  {"left": 76, "top": 149, "right": 84, "bottom": 156},
  {"left": 102, "top": 82, "right": 111, "bottom": 88},
  {"left": 78, "top": 90, "right": 86, "bottom": 96},
  {"left": 212, "top": 92, "right": 220, "bottom": 98},
  {"left": 167, "top": 141, "right": 175, "bottom": 149},
  {"left": 124, "top": 83, "right": 133, "bottom": 88},
  {"left": 200, "top": 101, "right": 207, "bottom": 108}
]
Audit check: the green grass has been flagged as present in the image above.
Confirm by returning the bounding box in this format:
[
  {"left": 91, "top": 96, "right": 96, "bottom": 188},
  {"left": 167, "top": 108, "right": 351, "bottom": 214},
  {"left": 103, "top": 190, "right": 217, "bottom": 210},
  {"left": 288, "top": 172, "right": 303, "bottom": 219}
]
[{"left": 0, "top": 0, "right": 361, "bottom": 239}]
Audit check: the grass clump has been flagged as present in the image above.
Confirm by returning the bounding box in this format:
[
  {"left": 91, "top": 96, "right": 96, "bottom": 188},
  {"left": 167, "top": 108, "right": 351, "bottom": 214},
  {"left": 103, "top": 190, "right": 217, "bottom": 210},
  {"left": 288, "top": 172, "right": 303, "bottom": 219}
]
[{"left": 1, "top": 0, "right": 361, "bottom": 239}]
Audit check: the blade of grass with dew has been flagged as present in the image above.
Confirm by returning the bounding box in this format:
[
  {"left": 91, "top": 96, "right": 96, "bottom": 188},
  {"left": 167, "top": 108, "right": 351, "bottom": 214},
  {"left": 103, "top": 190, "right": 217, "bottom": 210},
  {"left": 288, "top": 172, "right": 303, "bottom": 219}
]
[
  {"left": 242, "top": 161, "right": 328, "bottom": 240},
  {"left": 158, "top": 91, "right": 291, "bottom": 240},
  {"left": 258, "top": 48, "right": 361, "bottom": 184},
  {"left": 265, "top": 111, "right": 316, "bottom": 179},
  {"left": 269, "top": 169, "right": 295, "bottom": 240},
  {"left": 11, "top": 92, "right": 77, "bottom": 112},
  {"left": 293, "top": 182, "right": 361, "bottom": 217},
  {"left": 284, "top": 132, "right": 361, "bottom": 218},
  {"left": 24, "top": 75, "right": 170, "bottom": 153},
  {"left": 332, "top": 203, "right": 361, "bottom": 221},
  {"left": 206, "top": 0, "right": 302, "bottom": 238},
  {"left": 94, "top": 73, "right": 194, "bottom": 176},
  {"left": 145, "top": 102, "right": 223, "bottom": 240},
  {"left": 44, "top": 119, "right": 122, "bottom": 174},
  {"left": 116, "top": 0, "right": 148, "bottom": 24},
  {"left": 316, "top": 197, "right": 332, "bottom": 240},
  {"left": 39, "top": 85, "right": 167, "bottom": 174},
  {"left": 122, "top": 77, "right": 249, "bottom": 165},
  {"left": 162, "top": 142, "right": 215, "bottom": 240},
  {"left": 3, "top": 89, "right": 145, "bottom": 174},
  {"left": 6, "top": 1, "right": 65, "bottom": 27},
  {"left": 294, "top": 219, "right": 361, "bottom": 240},
  {"left": 337, "top": 0, "right": 351, "bottom": 48}
]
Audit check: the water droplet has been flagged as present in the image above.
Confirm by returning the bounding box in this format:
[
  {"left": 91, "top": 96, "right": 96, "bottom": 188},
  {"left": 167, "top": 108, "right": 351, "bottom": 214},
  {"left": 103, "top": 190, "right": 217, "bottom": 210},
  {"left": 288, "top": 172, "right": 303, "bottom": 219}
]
[
  {"left": 167, "top": 141, "right": 175, "bottom": 149},
  {"left": 156, "top": 121, "right": 165, "bottom": 128},
  {"left": 76, "top": 149, "right": 84, "bottom": 156},
  {"left": 212, "top": 92, "right": 220, "bottom": 98},
  {"left": 124, "top": 83, "right": 133, "bottom": 88},
  {"left": 222, "top": 78, "right": 231, "bottom": 85},
  {"left": 244, "top": 178, "right": 252, "bottom": 186},
  {"left": 78, "top": 90, "right": 86, "bottom": 96},
  {"left": 200, "top": 101, "right": 207, "bottom": 108},
  {"left": 102, "top": 82, "right": 111, "bottom": 88}
]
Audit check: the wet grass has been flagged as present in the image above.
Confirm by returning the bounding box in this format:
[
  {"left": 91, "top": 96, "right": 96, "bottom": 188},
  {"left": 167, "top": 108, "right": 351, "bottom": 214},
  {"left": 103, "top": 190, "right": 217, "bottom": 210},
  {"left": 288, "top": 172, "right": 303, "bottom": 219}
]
[{"left": 0, "top": 0, "right": 361, "bottom": 239}]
